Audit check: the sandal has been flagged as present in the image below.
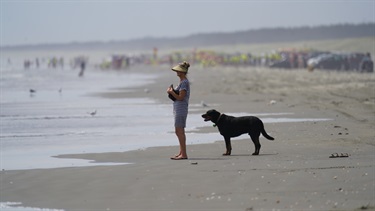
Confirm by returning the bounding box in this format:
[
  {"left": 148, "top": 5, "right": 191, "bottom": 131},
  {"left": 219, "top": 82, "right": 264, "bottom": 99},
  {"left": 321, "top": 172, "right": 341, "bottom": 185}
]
[
  {"left": 170, "top": 154, "right": 180, "bottom": 159},
  {"left": 170, "top": 157, "right": 188, "bottom": 160}
]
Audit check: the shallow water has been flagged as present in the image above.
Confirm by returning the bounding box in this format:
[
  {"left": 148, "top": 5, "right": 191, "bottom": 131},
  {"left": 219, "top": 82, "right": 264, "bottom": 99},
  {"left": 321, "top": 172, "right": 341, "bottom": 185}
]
[{"left": 0, "top": 202, "right": 64, "bottom": 211}]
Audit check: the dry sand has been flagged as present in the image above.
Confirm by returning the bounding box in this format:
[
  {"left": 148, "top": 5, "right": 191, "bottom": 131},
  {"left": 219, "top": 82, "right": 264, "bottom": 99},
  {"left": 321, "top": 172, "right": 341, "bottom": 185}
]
[{"left": 2, "top": 65, "right": 374, "bottom": 211}]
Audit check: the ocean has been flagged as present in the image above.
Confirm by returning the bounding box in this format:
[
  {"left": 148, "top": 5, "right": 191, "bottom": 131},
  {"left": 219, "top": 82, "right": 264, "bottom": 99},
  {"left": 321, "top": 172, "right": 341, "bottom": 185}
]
[{"left": 0, "top": 54, "right": 220, "bottom": 170}]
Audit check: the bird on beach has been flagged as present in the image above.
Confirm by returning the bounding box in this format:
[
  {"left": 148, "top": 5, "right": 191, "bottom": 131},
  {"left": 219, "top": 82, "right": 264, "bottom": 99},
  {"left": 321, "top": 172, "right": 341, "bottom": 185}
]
[
  {"left": 89, "top": 110, "right": 97, "bottom": 116},
  {"left": 200, "top": 100, "right": 208, "bottom": 107},
  {"left": 269, "top": 100, "right": 277, "bottom": 105},
  {"left": 29, "top": 89, "right": 36, "bottom": 97}
]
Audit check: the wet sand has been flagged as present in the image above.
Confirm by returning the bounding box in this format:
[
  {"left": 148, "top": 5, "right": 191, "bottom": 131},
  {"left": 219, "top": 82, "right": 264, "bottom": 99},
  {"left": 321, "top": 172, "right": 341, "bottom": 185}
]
[{"left": 2, "top": 66, "right": 374, "bottom": 210}]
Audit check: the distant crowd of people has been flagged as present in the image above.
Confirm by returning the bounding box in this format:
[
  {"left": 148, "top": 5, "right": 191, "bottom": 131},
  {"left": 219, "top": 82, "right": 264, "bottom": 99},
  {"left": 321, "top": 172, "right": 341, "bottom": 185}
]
[
  {"left": 23, "top": 57, "right": 65, "bottom": 69},
  {"left": 161, "top": 49, "right": 374, "bottom": 72},
  {"left": 97, "top": 48, "right": 373, "bottom": 73},
  {"left": 16, "top": 48, "right": 374, "bottom": 73},
  {"left": 17, "top": 56, "right": 88, "bottom": 77}
]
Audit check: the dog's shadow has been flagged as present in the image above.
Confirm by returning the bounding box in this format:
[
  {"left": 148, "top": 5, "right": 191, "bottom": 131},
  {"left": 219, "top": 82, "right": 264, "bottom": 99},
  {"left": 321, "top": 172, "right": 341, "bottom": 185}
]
[
  {"left": 227, "top": 153, "right": 279, "bottom": 157},
  {"left": 189, "top": 153, "right": 278, "bottom": 160}
]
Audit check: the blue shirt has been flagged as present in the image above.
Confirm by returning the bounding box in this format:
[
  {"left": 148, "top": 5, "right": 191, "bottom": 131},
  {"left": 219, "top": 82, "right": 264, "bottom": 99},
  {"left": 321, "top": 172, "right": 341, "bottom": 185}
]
[{"left": 173, "top": 79, "right": 190, "bottom": 116}]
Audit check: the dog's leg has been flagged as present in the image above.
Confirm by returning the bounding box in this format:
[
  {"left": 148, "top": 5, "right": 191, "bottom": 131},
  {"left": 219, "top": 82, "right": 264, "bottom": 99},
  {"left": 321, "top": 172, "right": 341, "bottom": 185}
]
[
  {"left": 250, "top": 133, "right": 261, "bottom": 155},
  {"left": 223, "top": 137, "right": 232, "bottom": 156}
]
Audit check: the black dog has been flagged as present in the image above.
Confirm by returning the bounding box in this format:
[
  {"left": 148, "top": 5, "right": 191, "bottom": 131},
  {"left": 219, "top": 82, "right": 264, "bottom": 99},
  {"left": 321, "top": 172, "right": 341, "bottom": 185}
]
[{"left": 202, "top": 109, "right": 274, "bottom": 155}]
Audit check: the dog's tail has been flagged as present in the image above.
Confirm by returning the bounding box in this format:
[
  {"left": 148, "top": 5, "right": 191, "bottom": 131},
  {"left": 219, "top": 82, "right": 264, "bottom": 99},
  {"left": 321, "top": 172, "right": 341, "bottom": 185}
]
[{"left": 261, "top": 128, "right": 275, "bottom": 140}]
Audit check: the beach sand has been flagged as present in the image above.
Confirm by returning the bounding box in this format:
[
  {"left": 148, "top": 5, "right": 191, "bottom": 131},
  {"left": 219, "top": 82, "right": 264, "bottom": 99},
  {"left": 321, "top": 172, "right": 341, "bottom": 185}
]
[{"left": 2, "top": 66, "right": 374, "bottom": 211}]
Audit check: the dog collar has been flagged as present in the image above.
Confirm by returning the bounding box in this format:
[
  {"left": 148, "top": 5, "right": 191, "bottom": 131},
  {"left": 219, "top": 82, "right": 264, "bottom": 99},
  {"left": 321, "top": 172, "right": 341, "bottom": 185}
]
[{"left": 213, "top": 113, "right": 223, "bottom": 127}]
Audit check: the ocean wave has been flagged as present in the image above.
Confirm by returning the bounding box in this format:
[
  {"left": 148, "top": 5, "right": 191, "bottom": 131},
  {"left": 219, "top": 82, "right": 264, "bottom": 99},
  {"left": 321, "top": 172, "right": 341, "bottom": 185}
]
[{"left": 0, "top": 131, "right": 101, "bottom": 139}]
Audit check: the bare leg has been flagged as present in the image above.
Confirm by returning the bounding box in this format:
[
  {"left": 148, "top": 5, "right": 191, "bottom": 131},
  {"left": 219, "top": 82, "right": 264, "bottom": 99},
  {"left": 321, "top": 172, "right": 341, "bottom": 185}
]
[{"left": 173, "top": 127, "right": 188, "bottom": 159}]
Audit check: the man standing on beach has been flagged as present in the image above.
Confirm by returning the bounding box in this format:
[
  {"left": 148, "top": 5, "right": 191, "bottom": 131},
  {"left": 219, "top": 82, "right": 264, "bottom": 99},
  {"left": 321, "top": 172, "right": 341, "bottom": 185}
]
[{"left": 167, "top": 61, "right": 190, "bottom": 160}]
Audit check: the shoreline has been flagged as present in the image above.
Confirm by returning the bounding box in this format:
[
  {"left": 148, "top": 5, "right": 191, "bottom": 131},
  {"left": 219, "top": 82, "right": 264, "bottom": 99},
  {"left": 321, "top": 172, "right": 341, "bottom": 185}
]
[{"left": 2, "top": 66, "right": 374, "bottom": 210}]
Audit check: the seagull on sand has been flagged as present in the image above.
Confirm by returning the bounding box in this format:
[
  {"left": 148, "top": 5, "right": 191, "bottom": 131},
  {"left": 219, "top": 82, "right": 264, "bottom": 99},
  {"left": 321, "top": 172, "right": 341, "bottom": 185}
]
[
  {"left": 29, "top": 89, "right": 36, "bottom": 97},
  {"left": 200, "top": 100, "right": 208, "bottom": 107},
  {"left": 89, "top": 110, "right": 97, "bottom": 116}
]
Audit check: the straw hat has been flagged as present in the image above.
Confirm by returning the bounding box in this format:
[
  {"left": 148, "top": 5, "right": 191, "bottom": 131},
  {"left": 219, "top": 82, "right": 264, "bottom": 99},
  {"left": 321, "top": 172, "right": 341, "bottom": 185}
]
[{"left": 171, "top": 61, "right": 190, "bottom": 73}]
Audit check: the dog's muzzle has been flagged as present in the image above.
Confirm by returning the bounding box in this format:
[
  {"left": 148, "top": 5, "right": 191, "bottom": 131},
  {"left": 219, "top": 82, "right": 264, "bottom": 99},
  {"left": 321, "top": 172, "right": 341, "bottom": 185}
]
[{"left": 202, "top": 114, "right": 211, "bottom": 121}]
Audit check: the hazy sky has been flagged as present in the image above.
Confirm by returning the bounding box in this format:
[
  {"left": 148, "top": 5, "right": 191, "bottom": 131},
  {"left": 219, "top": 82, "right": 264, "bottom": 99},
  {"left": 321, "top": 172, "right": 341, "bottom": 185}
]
[{"left": 1, "top": 0, "right": 374, "bottom": 46}]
